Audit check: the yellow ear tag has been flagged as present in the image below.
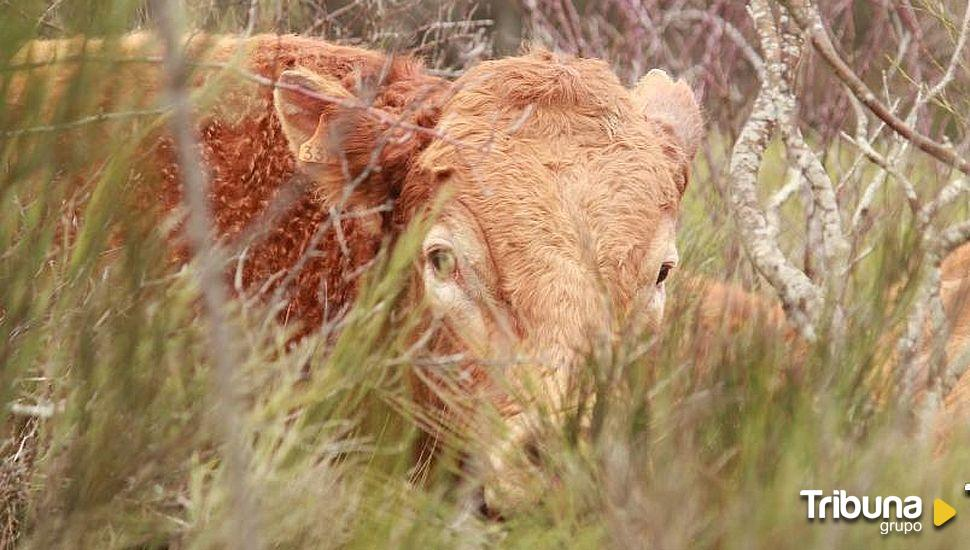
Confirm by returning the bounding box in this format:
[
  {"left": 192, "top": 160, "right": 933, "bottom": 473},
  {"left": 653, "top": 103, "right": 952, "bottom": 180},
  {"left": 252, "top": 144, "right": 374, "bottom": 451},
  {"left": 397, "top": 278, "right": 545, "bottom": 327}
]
[{"left": 298, "top": 141, "right": 326, "bottom": 164}]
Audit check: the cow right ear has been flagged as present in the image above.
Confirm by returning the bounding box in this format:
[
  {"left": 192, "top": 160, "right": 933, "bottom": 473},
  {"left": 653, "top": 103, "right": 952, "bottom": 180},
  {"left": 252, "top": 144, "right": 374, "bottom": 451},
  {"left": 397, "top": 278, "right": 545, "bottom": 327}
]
[{"left": 273, "top": 67, "right": 355, "bottom": 164}]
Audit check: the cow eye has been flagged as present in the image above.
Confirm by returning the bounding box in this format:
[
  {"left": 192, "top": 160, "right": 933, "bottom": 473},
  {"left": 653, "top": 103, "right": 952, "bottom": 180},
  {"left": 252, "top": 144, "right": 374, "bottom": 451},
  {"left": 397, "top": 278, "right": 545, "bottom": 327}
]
[
  {"left": 656, "top": 262, "right": 675, "bottom": 285},
  {"left": 428, "top": 247, "right": 457, "bottom": 280}
]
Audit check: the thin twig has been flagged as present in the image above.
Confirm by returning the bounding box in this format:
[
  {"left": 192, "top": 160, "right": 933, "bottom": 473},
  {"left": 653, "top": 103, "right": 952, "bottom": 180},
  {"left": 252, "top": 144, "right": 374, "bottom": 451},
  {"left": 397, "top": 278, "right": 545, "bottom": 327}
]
[
  {"left": 782, "top": 0, "right": 970, "bottom": 176},
  {"left": 1, "top": 108, "right": 165, "bottom": 139},
  {"left": 923, "top": 0, "right": 970, "bottom": 105}
]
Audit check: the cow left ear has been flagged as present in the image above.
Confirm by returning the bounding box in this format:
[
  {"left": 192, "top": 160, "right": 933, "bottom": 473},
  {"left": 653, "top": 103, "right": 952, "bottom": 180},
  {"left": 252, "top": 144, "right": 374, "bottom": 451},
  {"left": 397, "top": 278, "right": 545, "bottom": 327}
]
[
  {"left": 273, "top": 67, "right": 355, "bottom": 165},
  {"left": 631, "top": 69, "right": 704, "bottom": 162},
  {"left": 273, "top": 65, "right": 443, "bottom": 208},
  {"left": 274, "top": 67, "right": 388, "bottom": 205}
]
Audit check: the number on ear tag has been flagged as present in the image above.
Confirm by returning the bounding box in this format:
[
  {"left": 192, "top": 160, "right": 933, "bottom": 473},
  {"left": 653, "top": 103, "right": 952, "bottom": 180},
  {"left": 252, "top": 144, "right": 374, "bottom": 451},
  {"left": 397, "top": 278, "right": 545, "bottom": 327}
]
[{"left": 298, "top": 141, "right": 326, "bottom": 163}]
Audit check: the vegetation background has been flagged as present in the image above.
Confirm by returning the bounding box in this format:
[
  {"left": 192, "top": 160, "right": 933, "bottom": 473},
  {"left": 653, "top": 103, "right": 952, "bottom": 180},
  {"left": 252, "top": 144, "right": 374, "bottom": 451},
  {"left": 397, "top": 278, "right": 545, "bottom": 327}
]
[{"left": 1, "top": 0, "right": 969, "bottom": 548}]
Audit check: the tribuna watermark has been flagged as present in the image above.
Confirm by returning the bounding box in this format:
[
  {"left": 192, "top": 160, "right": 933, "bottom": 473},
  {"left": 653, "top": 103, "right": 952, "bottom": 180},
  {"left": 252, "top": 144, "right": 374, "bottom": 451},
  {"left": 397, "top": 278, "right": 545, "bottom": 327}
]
[{"left": 800, "top": 490, "right": 923, "bottom": 535}]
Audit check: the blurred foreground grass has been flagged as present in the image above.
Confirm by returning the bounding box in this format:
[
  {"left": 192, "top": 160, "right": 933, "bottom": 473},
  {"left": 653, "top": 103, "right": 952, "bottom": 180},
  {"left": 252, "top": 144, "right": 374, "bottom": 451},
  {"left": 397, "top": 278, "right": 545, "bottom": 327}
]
[{"left": 2, "top": 1, "right": 970, "bottom": 549}]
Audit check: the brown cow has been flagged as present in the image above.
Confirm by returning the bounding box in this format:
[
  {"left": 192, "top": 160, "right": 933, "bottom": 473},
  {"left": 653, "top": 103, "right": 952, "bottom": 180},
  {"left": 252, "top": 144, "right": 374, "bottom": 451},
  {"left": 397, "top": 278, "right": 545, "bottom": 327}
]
[
  {"left": 687, "top": 246, "right": 970, "bottom": 444},
  {"left": 11, "top": 34, "right": 703, "bottom": 511}
]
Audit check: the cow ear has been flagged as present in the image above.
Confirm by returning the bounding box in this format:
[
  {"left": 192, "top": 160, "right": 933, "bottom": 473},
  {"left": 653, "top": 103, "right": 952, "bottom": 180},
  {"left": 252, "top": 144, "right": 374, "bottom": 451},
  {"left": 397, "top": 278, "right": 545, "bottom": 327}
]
[
  {"left": 273, "top": 67, "right": 354, "bottom": 163},
  {"left": 631, "top": 69, "right": 704, "bottom": 161},
  {"left": 274, "top": 64, "right": 444, "bottom": 209}
]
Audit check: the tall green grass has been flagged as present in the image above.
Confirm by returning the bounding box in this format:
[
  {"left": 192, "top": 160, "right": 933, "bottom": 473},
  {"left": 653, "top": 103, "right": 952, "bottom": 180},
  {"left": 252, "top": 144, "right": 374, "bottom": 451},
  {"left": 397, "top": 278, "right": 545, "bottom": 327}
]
[{"left": 3, "top": 1, "right": 970, "bottom": 549}]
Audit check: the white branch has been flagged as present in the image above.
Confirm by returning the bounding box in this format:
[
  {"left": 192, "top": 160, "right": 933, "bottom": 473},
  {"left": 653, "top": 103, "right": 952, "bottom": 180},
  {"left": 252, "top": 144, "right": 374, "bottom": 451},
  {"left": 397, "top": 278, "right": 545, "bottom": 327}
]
[
  {"left": 768, "top": 9, "right": 849, "bottom": 282},
  {"left": 727, "top": 0, "right": 820, "bottom": 340},
  {"left": 766, "top": 166, "right": 802, "bottom": 240}
]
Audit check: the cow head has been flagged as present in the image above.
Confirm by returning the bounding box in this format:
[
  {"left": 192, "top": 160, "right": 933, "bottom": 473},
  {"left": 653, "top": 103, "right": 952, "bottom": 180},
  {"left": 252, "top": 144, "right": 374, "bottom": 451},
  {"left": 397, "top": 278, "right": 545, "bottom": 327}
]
[
  {"left": 273, "top": 50, "right": 703, "bottom": 510},
  {"left": 408, "top": 56, "right": 702, "bottom": 371}
]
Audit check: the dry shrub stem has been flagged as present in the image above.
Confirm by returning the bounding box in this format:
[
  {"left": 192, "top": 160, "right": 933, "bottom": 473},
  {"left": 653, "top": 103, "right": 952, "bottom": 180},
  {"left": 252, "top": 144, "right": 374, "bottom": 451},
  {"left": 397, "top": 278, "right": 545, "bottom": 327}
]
[
  {"left": 728, "top": 0, "right": 821, "bottom": 341},
  {"left": 782, "top": 0, "right": 970, "bottom": 176},
  {"left": 714, "top": 0, "right": 970, "bottom": 435},
  {"left": 151, "top": 1, "right": 261, "bottom": 548},
  {"left": 726, "top": 0, "right": 970, "bottom": 431}
]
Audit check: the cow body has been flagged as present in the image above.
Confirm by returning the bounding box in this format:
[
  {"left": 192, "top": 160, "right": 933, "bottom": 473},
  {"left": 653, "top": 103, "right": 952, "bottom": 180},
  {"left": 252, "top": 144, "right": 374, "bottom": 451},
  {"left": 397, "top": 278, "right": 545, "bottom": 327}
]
[{"left": 13, "top": 34, "right": 704, "bottom": 511}]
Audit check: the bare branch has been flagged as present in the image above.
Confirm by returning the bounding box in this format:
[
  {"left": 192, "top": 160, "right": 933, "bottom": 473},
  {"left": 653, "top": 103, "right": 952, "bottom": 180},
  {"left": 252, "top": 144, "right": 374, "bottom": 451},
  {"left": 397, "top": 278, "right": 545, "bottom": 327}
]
[
  {"left": 152, "top": 2, "right": 260, "bottom": 548},
  {"left": 659, "top": 9, "right": 766, "bottom": 80},
  {"left": 765, "top": 166, "right": 802, "bottom": 239},
  {"left": 727, "top": 0, "right": 820, "bottom": 340},
  {"left": 1, "top": 108, "right": 165, "bottom": 139},
  {"left": 940, "top": 220, "right": 970, "bottom": 257},
  {"left": 920, "top": 178, "right": 968, "bottom": 228},
  {"left": 782, "top": 0, "right": 970, "bottom": 176},
  {"left": 898, "top": 218, "right": 970, "bottom": 413},
  {"left": 923, "top": 1, "right": 970, "bottom": 106},
  {"left": 244, "top": 0, "right": 259, "bottom": 35}
]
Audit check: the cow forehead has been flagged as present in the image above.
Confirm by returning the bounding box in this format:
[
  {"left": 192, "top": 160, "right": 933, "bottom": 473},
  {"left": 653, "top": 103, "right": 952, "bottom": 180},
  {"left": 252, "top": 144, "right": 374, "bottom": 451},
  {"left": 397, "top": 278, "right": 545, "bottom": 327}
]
[
  {"left": 419, "top": 50, "right": 684, "bottom": 206},
  {"left": 448, "top": 49, "right": 631, "bottom": 114},
  {"left": 453, "top": 159, "right": 675, "bottom": 286},
  {"left": 426, "top": 54, "right": 682, "bottom": 230},
  {"left": 452, "top": 139, "right": 677, "bottom": 231}
]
